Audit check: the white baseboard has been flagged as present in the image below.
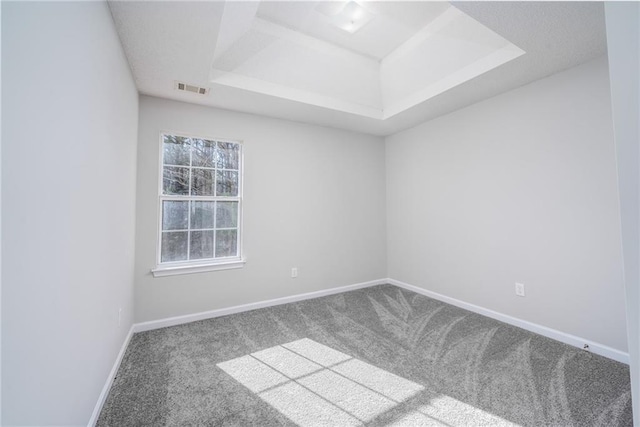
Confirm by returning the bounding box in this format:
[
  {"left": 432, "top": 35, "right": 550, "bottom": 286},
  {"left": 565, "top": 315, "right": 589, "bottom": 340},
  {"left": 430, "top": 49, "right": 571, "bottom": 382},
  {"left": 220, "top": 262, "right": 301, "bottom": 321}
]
[
  {"left": 133, "top": 277, "right": 629, "bottom": 363},
  {"left": 87, "top": 325, "right": 135, "bottom": 427},
  {"left": 133, "top": 278, "right": 387, "bottom": 333},
  {"left": 387, "top": 278, "right": 629, "bottom": 364}
]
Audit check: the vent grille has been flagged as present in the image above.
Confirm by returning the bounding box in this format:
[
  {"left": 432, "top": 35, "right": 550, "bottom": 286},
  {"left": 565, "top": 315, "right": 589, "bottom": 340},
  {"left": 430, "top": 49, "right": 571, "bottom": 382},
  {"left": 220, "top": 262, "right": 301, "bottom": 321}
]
[{"left": 175, "top": 81, "right": 209, "bottom": 95}]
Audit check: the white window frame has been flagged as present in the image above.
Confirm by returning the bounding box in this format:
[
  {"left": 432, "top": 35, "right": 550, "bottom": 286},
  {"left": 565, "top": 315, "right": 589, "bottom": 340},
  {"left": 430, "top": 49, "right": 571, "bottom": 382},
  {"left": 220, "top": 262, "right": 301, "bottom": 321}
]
[{"left": 152, "top": 131, "right": 245, "bottom": 277}]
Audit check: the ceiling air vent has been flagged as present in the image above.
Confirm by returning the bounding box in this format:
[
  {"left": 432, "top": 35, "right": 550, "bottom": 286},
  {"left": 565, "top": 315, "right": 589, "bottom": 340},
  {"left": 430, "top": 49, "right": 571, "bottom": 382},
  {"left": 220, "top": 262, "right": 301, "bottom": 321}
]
[{"left": 175, "top": 81, "right": 209, "bottom": 95}]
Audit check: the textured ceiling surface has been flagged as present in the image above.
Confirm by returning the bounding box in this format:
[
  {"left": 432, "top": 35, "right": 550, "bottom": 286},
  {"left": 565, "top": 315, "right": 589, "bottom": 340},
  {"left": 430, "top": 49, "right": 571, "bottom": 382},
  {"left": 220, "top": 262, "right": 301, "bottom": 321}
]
[{"left": 108, "top": 1, "right": 607, "bottom": 136}]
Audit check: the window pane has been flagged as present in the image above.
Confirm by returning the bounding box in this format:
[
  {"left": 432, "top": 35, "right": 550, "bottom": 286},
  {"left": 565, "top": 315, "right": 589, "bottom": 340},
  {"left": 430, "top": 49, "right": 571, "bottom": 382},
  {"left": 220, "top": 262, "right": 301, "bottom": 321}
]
[
  {"left": 191, "top": 201, "right": 215, "bottom": 229},
  {"left": 216, "top": 170, "right": 239, "bottom": 196},
  {"left": 163, "top": 135, "right": 190, "bottom": 166},
  {"left": 190, "top": 230, "right": 214, "bottom": 260},
  {"left": 216, "top": 201, "right": 238, "bottom": 228},
  {"left": 158, "top": 134, "right": 242, "bottom": 265},
  {"left": 163, "top": 167, "right": 190, "bottom": 195},
  {"left": 192, "top": 138, "right": 216, "bottom": 168},
  {"left": 191, "top": 168, "right": 215, "bottom": 196},
  {"left": 162, "top": 201, "right": 188, "bottom": 230},
  {"left": 161, "top": 231, "right": 188, "bottom": 262},
  {"left": 217, "top": 142, "right": 239, "bottom": 170},
  {"left": 215, "top": 229, "right": 238, "bottom": 257}
]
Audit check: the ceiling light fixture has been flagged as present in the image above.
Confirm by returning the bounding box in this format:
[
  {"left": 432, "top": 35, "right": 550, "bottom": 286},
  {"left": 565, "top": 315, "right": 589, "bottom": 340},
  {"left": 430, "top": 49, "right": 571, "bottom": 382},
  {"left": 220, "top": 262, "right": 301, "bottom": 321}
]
[{"left": 317, "top": 1, "right": 374, "bottom": 34}]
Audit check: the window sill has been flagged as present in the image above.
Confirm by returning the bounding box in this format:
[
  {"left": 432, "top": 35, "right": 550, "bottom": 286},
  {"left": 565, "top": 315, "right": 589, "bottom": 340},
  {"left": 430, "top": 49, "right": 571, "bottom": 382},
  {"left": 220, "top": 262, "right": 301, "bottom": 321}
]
[{"left": 151, "top": 259, "right": 246, "bottom": 277}]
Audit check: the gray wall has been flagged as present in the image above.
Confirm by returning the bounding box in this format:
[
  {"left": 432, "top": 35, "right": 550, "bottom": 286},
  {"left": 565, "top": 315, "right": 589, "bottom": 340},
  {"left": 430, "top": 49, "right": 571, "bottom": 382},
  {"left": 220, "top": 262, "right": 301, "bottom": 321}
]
[
  {"left": 1, "top": 2, "right": 138, "bottom": 425},
  {"left": 605, "top": 2, "right": 640, "bottom": 423},
  {"left": 135, "top": 96, "right": 387, "bottom": 322},
  {"left": 386, "top": 56, "right": 628, "bottom": 352}
]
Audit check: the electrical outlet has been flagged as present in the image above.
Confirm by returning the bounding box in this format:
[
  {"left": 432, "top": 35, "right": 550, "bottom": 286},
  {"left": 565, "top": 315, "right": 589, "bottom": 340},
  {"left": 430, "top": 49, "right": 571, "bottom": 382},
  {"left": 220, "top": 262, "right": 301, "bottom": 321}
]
[
  {"left": 118, "top": 308, "right": 122, "bottom": 326},
  {"left": 515, "top": 282, "right": 526, "bottom": 297},
  {"left": 291, "top": 267, "right": 298, "bottom": 278}
]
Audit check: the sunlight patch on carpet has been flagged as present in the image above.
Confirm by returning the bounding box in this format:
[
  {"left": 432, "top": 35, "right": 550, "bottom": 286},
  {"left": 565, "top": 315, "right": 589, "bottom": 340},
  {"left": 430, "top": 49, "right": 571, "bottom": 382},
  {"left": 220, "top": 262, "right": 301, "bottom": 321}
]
[
  {"left": 218, "top": 338, "right": 424, "bottom": 425},
  {"left": 218, "top": 338, "right": 520, "bottom": 426}
]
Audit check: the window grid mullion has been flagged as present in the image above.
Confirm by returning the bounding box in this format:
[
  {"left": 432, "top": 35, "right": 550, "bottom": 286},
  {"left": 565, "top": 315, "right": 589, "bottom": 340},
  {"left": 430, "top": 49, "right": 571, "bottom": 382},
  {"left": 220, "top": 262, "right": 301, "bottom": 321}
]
[
  {"left": 159, "top": 194, "right": 240, "bottom": 200},
  {"left": 213, "top": 141, "right": 218, "bottom": 258},
  {"left": 186, "top": 137, "right": 193, "bottom": 261},
  {"left": 213, "top": 201, "right": 218, "bottom": 258},
  {"left": 163, "top": 163, "right": 238, "bottom": 172},
  {"left": 161, "top": 226, "right": 237, "bottom": 233}
]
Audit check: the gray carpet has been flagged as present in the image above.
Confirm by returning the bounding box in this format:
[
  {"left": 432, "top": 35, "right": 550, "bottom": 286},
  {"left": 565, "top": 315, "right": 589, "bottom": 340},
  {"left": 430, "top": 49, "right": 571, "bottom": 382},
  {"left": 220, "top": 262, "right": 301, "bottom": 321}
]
[{"left": 97, "top": 284, "right": 633, "bottom": 426}]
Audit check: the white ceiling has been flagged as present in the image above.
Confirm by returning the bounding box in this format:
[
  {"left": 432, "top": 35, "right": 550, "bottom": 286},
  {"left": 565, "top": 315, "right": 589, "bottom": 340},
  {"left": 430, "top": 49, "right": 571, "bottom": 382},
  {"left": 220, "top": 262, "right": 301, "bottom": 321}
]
[{"left": 108, "top": 1, "right": 607, "bottom": 136}]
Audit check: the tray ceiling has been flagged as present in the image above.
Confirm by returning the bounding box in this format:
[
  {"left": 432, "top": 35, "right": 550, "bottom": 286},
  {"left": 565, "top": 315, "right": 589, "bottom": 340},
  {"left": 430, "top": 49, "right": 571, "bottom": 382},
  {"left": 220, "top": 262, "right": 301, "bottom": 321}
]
[{"left": 108, "top": 1, "right": 607, "bottom": 136}]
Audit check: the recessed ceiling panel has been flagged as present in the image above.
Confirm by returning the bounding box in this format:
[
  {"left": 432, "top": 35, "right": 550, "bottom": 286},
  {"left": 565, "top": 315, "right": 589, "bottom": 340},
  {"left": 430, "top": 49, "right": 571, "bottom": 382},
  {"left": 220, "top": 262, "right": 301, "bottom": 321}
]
[{"left": 210, "top": 1, "right": 524, "bottom": 120}]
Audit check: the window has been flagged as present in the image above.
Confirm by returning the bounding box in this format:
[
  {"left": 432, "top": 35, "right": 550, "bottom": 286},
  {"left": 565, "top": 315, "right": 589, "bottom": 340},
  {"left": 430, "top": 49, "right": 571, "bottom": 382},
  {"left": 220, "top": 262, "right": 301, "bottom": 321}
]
[{"left": 152, "top": 133, "right": 244, "bottom": 277}]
